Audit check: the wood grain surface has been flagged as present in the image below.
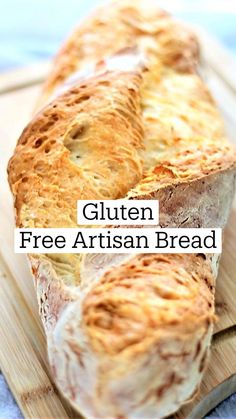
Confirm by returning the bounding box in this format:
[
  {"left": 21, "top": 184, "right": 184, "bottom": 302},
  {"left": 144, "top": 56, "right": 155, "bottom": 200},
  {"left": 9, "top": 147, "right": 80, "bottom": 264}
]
[{"left": 0, "top": 28, "right": 236, "bottom": 419}]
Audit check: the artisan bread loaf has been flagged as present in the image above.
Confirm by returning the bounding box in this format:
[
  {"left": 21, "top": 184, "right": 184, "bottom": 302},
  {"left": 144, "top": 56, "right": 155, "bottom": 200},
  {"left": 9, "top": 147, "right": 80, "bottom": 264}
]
[{"left": 8, "top": 0, "right": 236, "bottom": 417}]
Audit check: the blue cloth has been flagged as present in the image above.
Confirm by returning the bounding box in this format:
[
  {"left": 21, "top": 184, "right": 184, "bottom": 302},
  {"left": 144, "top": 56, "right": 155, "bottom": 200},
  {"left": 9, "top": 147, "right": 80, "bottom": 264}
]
[
  {"left": 206, "top": 393, "right": 236, "bottom": 418},
  {"left": 0, "top": 374, "right": 23, "bottom": 419},
  {"left": 0, "top": 0, "right": 100, "bottom": 71},
  {"left": 1, "top": 1, "right": 236, "bottom": 418}
]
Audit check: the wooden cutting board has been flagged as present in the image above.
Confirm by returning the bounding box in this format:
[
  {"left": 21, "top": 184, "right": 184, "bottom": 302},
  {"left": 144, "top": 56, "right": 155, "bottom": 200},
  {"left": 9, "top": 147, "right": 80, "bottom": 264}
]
[{"left": 0, "top": 27, "right": 236, "bottom": 419}]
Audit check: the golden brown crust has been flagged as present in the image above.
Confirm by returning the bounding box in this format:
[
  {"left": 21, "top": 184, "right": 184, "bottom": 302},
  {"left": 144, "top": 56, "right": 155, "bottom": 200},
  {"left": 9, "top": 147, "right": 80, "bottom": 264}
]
[
  {"left": 8, "top": 71, "right": 144, "bottom": 228},
  {"left": 7, "top": 0, "right": 236, "bottom": 418},
  {"left": 45, "top": 252, "right": 215, "bottom": 418},
  {"left": 39, "top": 0, "right": 199, "bottom": 104},
  {"left": 82, "top": 253, "right": 214, "bottom": 356},
  {"left": 9, "top": 1, "right": 236, "bottom": 231}
]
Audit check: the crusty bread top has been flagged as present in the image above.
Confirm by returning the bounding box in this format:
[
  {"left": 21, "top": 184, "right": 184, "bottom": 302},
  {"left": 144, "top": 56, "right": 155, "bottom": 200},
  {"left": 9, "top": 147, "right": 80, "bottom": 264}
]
[
  {"left": 9, "top": 0, "right": 236, "bottom": 213},
  {"left": 82, "top": 253, "right": 214, "bottom": 355},
  {"left": 8, "top": 71, "right": 144, "bottom": 228},
  {"left": 8, "top": 47, "right": 236, "bottom": 227},
  {"left": 39, "top": 0, "right": 199, "bottom": 102}
]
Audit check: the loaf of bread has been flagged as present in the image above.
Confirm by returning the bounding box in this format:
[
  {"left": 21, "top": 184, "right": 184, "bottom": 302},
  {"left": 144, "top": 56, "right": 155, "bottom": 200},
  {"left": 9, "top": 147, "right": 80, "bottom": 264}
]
[{"left": 8, "top": 0, "right": 236, "bottom": 417}]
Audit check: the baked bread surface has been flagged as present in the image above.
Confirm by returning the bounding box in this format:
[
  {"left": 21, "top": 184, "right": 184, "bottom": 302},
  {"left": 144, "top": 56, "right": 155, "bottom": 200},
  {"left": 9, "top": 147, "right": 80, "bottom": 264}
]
[{"left": 8, "top": 1, "right": 236, "bottom": 417}]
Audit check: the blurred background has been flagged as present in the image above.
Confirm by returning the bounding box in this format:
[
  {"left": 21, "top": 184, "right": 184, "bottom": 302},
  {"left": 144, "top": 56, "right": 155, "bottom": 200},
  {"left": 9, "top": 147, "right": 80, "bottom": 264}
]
[{"left": 1, "top": 0, "right": 236, "bottom": 72}]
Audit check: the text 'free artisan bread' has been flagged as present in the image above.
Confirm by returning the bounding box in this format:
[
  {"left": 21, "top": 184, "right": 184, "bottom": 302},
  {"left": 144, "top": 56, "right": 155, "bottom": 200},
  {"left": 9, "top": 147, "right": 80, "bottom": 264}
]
[{"left": 8, "top": 0, "right": 236, "bottom": 417}]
